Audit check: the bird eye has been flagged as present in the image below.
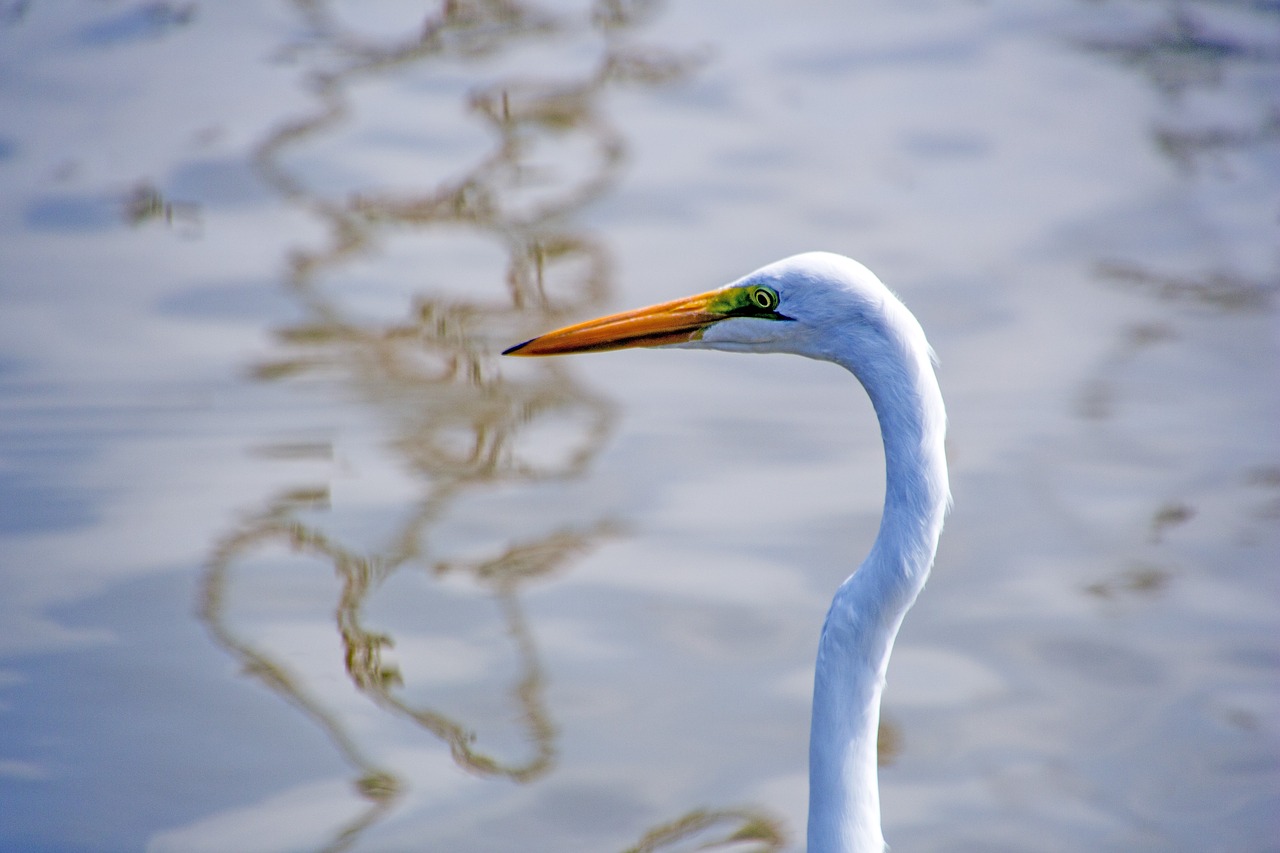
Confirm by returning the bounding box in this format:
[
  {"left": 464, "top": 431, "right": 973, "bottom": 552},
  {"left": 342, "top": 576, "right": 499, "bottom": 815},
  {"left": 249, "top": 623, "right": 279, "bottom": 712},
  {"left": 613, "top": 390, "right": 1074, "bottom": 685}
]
[{"left": 749, "top": 286, "right": 778, "bottom": 311}]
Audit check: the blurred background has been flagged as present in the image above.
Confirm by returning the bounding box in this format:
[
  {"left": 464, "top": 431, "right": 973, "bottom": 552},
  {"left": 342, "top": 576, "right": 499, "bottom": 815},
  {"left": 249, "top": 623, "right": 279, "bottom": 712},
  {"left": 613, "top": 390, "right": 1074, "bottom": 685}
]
[{"left": 0, "top": 1, "right": 1277, "bottom": 851}]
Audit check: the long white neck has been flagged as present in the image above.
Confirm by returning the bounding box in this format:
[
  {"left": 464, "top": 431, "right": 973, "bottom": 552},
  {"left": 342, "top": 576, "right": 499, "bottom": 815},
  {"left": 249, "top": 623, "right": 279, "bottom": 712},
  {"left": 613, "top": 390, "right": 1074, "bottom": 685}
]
[{"left": 806, "top": 336, "right": 949, "bottom": 853}]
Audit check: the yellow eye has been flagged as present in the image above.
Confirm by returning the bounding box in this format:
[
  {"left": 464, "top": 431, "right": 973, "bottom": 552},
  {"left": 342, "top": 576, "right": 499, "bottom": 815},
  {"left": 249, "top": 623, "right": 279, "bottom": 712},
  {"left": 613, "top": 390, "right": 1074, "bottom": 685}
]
[{"left": 750, "top": 286, "right": 778, "bottom": 311}]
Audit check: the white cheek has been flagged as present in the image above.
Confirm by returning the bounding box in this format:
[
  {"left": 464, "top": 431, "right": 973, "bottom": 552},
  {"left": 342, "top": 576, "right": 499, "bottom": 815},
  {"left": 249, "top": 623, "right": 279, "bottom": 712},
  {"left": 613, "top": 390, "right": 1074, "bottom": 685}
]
[{"left": 701, "top": 317, "right": 786, "bottom": 346}]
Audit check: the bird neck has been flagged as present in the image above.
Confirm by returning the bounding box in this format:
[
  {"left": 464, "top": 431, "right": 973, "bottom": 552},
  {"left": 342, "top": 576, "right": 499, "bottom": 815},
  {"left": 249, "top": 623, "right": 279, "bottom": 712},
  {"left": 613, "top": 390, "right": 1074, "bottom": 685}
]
[{"left": 807, "top": 345, "right": 948, "bottom": 853}]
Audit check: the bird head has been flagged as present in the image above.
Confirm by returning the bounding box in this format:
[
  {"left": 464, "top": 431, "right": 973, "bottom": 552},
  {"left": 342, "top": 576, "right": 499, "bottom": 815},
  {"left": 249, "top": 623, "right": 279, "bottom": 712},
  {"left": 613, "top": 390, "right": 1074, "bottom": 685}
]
[{"left": 505, "top": 252, "right": 928, "bottom": 381}]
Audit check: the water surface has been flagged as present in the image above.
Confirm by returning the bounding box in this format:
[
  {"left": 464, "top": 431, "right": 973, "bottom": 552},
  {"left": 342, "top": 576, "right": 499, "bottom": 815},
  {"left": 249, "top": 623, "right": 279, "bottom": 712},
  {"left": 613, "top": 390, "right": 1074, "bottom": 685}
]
[{"left": 1, "top": 2, "right": 1277, "bottom": 851}]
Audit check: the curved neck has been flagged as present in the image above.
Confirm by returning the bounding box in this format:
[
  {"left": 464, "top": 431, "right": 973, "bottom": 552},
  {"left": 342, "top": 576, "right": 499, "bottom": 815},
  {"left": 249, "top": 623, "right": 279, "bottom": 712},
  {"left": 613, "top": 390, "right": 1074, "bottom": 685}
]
[{"left": 807, "top": 347, "right": 949, "bottom": 853}]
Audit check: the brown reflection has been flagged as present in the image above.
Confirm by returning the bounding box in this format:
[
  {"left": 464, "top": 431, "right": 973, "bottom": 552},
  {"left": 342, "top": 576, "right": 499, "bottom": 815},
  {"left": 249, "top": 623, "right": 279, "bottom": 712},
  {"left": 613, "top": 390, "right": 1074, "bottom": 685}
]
[
  {"left": 1243, "top": 465, "right": 1280, "bottom": 539},
  {"left": 200, "top": 1, "right": 782, "bottom": 849},
  {"left": 1149, "top": 501, "right": 1194, "bottom": 544},
  {"left": 1074, "top": 321, "right": 1175, "bottom": 421},
  {"left": 1077, "top": 5, "right": 1280, "bottom": 97},
  {"left": 877, "top": 717, "right": 902, "bottom": 768},
  {"left": 1078, "top": 2, "right": 1280, "bottom": 177},
  {"left": 1154, "top": 109, "right": 1280, "bottom": 175},
  {"left": 122, "top": 180, "right": 200, "bottom": 231},
  {"left": 1083, "top": 562, "right": 1171, "bottom": 601},
  {"left": 202, "top": 512, "right": 403, "bottom": 852},
  {"left": 1095, "top": 261, "right": 1278, "bottom": 314},
  {"left": 622, "top": 808, "right": 786, "bottom": 853},
  {"left": 1071, "top": 2, "right": 1278, "bottom": 629}
]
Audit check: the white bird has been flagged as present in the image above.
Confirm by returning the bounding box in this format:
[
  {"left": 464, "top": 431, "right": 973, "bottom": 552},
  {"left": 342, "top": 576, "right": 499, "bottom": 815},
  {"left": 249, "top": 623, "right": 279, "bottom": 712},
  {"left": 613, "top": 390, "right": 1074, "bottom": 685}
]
[{"left": 505, "top": 252, "right": 950, "bottom": 852}]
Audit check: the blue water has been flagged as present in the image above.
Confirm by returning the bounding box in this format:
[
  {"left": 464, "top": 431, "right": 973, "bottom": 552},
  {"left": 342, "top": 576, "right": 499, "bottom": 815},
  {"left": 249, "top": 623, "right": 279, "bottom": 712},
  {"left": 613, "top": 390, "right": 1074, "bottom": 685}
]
[{"left": 1, "top": 2, "right": 1277, "bottom": 851}]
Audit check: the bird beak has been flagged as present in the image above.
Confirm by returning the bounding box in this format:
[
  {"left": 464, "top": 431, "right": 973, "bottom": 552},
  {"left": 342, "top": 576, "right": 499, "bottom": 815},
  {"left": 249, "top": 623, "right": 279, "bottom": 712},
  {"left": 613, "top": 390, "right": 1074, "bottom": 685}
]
[{"left": 503, "top": 290, "right": 726, "bottom": 356}]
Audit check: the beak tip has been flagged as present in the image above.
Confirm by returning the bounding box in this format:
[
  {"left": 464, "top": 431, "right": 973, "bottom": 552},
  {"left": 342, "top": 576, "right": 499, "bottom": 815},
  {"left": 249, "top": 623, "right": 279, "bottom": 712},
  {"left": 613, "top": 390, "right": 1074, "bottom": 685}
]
[{"left": 502, "top": 340, "right": 532, "bottom": 356}]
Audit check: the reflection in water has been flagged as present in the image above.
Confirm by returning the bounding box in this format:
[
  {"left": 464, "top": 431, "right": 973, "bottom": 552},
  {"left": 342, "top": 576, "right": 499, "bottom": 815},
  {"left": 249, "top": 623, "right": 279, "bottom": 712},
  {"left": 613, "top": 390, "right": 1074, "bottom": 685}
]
[
  {"left": 203, "top": 510, "right": 404, "bottom": 852},
  {"left": 1074, "top": 0, "right": 1279, "bottom": 609},
  {"left": 1148, "top": 501, "right": 1194, "bottom": 545},
  {"left": 1247, "top": 466, "right": 1280, "bottom": 530},
  {"left": 1083, "top": 563, "right": 1170, "bottom": 602},
  {"left": 0, "top": 0, "right": 29, "bottom": 28},
  {"left": 1078, "top": 3, "right": 1280, "bottom": 96},
  {"left": 1095, "top": 260, "right": 1278, "bottom": 314},
  {"left": 1078, "top": 0, "right": 1280, "bottom": 201},
  {"left": 72, "top": 0, "right": 196, "bottom": 47},
  {"left": 621, "top": 808, "right": 786, "bottom": 853},
  {"left": 1155, "top": 109, "right": 1280, "bottom": 175},
  {"left": 876, "top": 718, "right": 902, "bottom": 769},
  {"left": 1074, "top": 321, "right": 1176, "bottom": 421},
  {"left": 122, "top": 180, "right": 201, "bottom": 232},
  {"left": 200, "top": 1, "right": 783, "bottom": 849},
  {"left": 1, "top": 0, "right": 1274, "bottom": 848}
]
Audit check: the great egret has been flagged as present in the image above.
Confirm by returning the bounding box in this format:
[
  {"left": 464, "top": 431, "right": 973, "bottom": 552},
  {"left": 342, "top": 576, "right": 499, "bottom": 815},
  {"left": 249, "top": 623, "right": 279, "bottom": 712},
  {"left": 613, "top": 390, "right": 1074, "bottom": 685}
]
[{"left": 505, "top": 252, "right": 949, "bottom": 852}]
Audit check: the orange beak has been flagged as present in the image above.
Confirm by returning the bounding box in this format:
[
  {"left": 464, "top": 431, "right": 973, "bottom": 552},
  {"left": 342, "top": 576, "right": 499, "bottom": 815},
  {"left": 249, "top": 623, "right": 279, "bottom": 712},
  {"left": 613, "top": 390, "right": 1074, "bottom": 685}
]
[{"left": 503, "top": 290, "right": 726, "bottom": 356}]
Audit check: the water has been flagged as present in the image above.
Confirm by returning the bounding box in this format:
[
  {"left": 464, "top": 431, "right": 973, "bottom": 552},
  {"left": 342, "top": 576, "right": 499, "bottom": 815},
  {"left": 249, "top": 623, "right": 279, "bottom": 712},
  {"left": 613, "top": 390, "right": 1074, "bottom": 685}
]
[{"left": 1, "top": 2, "right": 1277, "bottom": 851}]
